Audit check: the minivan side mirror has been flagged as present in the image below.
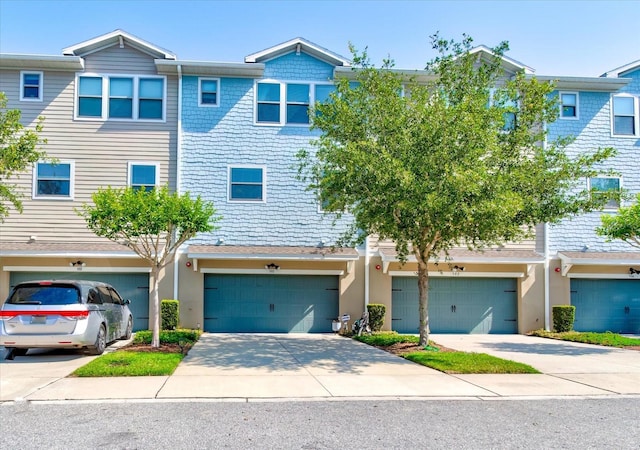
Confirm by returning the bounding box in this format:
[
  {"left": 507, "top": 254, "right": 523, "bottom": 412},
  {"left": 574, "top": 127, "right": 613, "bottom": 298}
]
[{"left": 124, "top": 299, "right": 131, "bottom": 305}]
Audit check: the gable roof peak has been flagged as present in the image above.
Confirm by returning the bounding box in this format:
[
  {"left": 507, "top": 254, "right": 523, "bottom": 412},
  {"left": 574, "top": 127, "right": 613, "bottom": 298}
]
[
  {"left": 601, "top": 59, "right": 640, "bottom": 78},
  {"left": 245, "top": 37, "right": 350, "bottom": 67},
  {"left": 62, "top": 29, "right": 176, "bottom": 60},
  {"left": 468, "top": 45, "right": 534, "bottom": 74}
]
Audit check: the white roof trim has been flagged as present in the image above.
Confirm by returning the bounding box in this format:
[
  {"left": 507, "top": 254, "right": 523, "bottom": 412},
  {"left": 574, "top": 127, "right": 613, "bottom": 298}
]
[
  {"left": 188, "top": 252, "right": 359, "bottom": 261},
  {"left": 3, "top": 266, "right": 151, "bottom": 273},
  {"left": 200, "top": 268, "right": 344, "bottom": 276},
  {"left": 155, "top": 59, "right": 264, "bottom": 77},
  {"left": 558, "top": 253, "right": 640, "bottom": 266},
  {"left": 389, "top": 270, "right": 524, "bottom": 278},
  {"left": 567, "top": 273, "right": 640, "bottom": 280},
  {"left": 525, "top": 75, "right": 630, "bottom": 92},
  {"left": 469, "top": 45, "right": 535, "bottom": 74},
  {"left": 602, "top": 59, "right": 640, "bottom": 78},
  {"left": 0, "top": 250, "right": 138, "bottom": 258},
  {"left": 245, "top": 37, "right": 350, "bottom": 67},
  {"left": 62, "top": 29, "right": 176, "bottom": 60},
  {"left": 0, "top": 53, "right": 84, "bottom": 71},
  {"left": 379, "top": 250, "right": 544, "bottom": 265}
]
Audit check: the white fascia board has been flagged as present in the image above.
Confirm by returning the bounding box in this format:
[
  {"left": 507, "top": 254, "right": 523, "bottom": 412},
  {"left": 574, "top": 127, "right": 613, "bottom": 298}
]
[
  {"left": 568, "top": 273, "right": 640, "bottom": 280},
  {"left": 188, "top": 252, "right": 359, "bottom": 261},
  {"left": 388, "top": 271, "right": 524, "bottom": 278},
  {"left": 155, "top": 60, "right": 264, "bottom": 77},
  {"left": 559, "top": 253, "right": 640, "bottom": 266},
  {"left": 378, "top": 251, "right": 544, "bottom": 265},
  {"left": 0, "top": 251, "right": 139, "bottom": 258},
  {"left": 469, "top": 45, "right": 535, "bottom": 74},
  {"left": 0, "top": 53, "right": 84, "bottom": 71},
  {"left": 200, "top": 268, "right": 344, "bottom": 276},
  {"left": 602, "top": 60, "right": 640, "bottom": 78},
  {"left": 334, "top": 66, "right": 435, "bottom": 83},
  {"left": 3, "top": 266, "right": 151, "bottom": 273},
  {"left": 245, "top": 37, "right": 350, "bottom": 67},
  {"left": 62, "top": 29, "right": 176, "bottom": 60},
  {"left": 527, "top": 75, "right": 630, "bottom": 92}
]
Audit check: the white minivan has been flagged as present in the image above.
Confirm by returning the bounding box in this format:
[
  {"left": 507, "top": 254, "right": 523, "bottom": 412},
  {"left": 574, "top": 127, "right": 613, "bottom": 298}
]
[{"left": 1, "top": 280, "right": 133, "bottom": 356}]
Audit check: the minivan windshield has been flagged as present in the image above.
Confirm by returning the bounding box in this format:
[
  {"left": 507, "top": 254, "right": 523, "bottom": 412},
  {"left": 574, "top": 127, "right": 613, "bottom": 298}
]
[{"left": 7, "top": 285, "right": 81, "bottom": 305}]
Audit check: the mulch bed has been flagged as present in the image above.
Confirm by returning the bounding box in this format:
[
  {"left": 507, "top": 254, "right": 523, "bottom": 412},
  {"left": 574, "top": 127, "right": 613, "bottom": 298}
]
[
  {"left": 119, "top": 343, "right": 192, "bottom": 354},
  {"left": 375, "top": 341, "right": 456, "bottom": 356}
]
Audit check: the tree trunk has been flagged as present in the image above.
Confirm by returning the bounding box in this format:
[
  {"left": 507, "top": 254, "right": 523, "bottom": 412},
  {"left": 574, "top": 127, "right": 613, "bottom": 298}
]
[
  {"left": 417, "top": 262, "right": 430, "bottom": 347},
  {"left": 151, "top": 266, "right": 161, "bottom": 348}
]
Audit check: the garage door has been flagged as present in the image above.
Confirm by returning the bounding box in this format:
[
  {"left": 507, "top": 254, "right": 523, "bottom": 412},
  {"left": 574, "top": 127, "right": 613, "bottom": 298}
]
[
  {"left": 571, "top": 279, "right": 640, "bottom": 333},
  {"left": 204, "top": 274, "right": 339, "bottom": 333},
  {"left": 392, "top": 277, "right": 518, "bottom": 334},
  {"left": 9, "top": 272, "right": 150, "bottom": 331}
]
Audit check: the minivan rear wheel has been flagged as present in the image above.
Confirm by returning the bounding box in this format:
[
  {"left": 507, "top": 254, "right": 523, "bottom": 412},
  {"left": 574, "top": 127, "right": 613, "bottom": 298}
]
[{"left": 88, "top": 325, "right": 106, "bottom": 355}]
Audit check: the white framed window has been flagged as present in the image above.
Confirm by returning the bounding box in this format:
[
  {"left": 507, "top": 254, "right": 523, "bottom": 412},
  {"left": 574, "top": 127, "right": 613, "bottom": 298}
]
[
  {"left": 589, "top": 176, "right": 621, "bottom": 210},
  {"left": 33, "top": 161, "right": 74, "bottom": 200},
  {"left": 559, "top": 92, "right": 578, "bottom": 120},
  {"left": 198, "top": 78, "right": 220, "bottom": 107},
  {"left": 128, "top": 162, "right": 159, "bottom": 191},
  {"left": 75, "top": 74, "right": 166, "bottom": 121},
  {"left": 611, "top": 95, "right": 638, "bottom": 137},
  {"left": 20, "top": 71, "right": 43, "bottom": 102},
  {"left": 255, "top": 80, "right": 335, "bottom": 126},
  {"left": 228, "top": 165, "right": 266, "bottom": 202}
]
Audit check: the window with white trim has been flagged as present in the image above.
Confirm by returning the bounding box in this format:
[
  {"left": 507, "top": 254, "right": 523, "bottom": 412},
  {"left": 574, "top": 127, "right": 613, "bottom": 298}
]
[
  {"left": 589, "top": 176, "right": 621, "bottom": 209},
  {"left": 199, "top": 78, "right": 219, "bottom": 106},
  {"left": 559, "top": 92, "right": 578, "bottom": 119},
  {"left": 228, "top": 166, "right": 265, "bottom": 202},
  {"left": 33, "top": 161, "right": 74, "bottom": 199},
  {"left": 76, "top": 74, "right": 165, "bottom": 121},
  {"left": 255, "top": 81, "right": 334, "bottom": 125},
  {"left": 128, "top": 162, "right": 159, "bottom": 192},
  {"left": 612, "top": 95, "right": 638, "bottom": 136},
  {"left": 20, "top": 71, "right": 43, "bottom": 101}
]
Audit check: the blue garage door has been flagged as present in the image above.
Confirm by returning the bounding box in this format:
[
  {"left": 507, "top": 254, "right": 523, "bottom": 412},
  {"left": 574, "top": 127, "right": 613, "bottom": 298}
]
[
  {"left": 392, "top": 277, "right": 518, "bottom": 334},
  {"left": 571, "top": 279, "right": 640, "bottom": 333},
  {"left": 204, "top": 274, "right": 339, "bottom": 333},
  {"left": 9, "top": 272, "right": 150, "bottom": 331}
]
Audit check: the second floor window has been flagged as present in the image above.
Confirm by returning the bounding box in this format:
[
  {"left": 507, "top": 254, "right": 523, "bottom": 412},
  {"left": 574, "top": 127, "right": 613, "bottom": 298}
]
[
  {"left": 612, "top": 95, "right": 637, "bottom": 136},
  {"left": 20, "top": 71, "right": 43, "bottom": 101},
  {"left": 560, "top": 92, "right": 578, "bottom": 119},
  {"left": 76, "top": 74, "right": 165, "bottom": 121},
  {"left": 590, "top": 176, "right": 621, "bottom": 209},
  {"left": 33, "top": 161, "right": 73, "bottom": 199},
  {"left": 256, "top": 81, "right": 334, "bottom": 126},
  {"left": 129, "top": 162, "right": 159, "bottom": 191},
  {"left": 199, "top": 78, "right": 219, "bottom": 106}
]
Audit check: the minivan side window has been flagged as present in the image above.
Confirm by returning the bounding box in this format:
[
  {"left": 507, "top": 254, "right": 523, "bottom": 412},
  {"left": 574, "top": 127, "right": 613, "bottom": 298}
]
[
  {"left": 109, "top": 288, "right": 124, "bottom": 305},
  {"left": 87, "top": 289, "right": 102, "bottom": 304},
  {"left": 97, "top": 286, "right": 114, "bottom": 304}
]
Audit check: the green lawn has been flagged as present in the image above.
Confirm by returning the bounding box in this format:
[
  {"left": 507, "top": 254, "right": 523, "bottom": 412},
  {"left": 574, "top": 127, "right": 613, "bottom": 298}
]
[
  {"left": 354, "top": 332, "right": 540, "bottom": 374},
  {"left": 530, "top": 330, "right": 640, "bottom": 348},
  {"left": 72, "top": 351, "right": 184, "bottom": 377},
  {"left": 404, "top": 351, "right": 539, "bottom": 374}
]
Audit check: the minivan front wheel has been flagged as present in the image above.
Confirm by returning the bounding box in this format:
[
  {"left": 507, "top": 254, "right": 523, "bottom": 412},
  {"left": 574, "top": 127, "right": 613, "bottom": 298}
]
[
  {"left": 88, "top": 325, "right": 106, "bottom": 355},
  {"left": 120, "top": 317, "right": 133, "bottom": 340}
]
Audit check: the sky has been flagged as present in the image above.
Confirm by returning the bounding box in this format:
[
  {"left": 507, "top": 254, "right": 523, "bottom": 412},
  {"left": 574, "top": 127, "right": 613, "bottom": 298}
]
[{"left": 0, "top": 0, "right": 639, "bottom": 77}]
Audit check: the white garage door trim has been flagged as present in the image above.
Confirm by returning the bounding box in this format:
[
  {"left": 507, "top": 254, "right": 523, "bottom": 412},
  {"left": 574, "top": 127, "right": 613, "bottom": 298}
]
[
  {"left": 4, "top": 265, "right": 151, "bottom": 273},
  {"left": 201, "top": 268, "right": 344, "bottom": 276},
  {"left": 389, "top": 271, "right": 524, "bottom": 278}
]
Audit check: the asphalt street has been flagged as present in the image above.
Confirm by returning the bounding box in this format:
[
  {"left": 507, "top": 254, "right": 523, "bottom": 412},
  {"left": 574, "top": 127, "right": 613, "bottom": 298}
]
[{"left": 1, "top": 398, "right": 638, "bottom": 449}]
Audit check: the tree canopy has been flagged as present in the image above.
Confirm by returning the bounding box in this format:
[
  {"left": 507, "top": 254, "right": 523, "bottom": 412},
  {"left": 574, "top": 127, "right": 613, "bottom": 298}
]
[
  {"left": 79, "top": 186, "right": 220, "bottom": 347},
  {"left": 596, "top": 193, "right": 640, "bottom": 249},
  {"left": 298, "top": 34, "right": 615, "bottom": 345},
  {"left": 0, "top": 92, "right": 47, "bottom": 221}
]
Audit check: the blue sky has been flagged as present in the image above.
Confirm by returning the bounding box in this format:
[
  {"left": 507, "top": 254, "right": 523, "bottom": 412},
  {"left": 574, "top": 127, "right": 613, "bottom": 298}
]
[{"left": 1, "top": 0, "right": 638, "bottom": 76}]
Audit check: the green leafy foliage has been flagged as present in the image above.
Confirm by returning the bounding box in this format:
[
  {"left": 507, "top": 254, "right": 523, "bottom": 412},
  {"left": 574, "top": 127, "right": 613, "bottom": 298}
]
[
  {"left": 133, "top": 329, "right": 201, "bottom": 345},
  {"left": 366, "top": 303, "right": 386, "bottom": 331},
  {"left": 552, "top": 305, "right": 576, "bottom": 332},
  {"left": 0, "top": 92, "right": 47, "bottom": 220},
  {"left": 79, "top": 185, "right": 219, "bottom": 347},
  {"left": 596, "top": 193, "right": 640, "bottom": 249},
  {"left": 161, "top": 299, "right": 179, "bottom": 330},
  {"left": 298, "top": 34, "right": 615, "bottom": 346},
  {"left": 354, "top": 331, "right": 419, "bottom": 346}
]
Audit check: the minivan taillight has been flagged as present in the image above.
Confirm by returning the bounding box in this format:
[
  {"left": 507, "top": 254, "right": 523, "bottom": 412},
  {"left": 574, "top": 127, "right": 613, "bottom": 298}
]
[{"left": 0, "top": 310, "right": 90, "bottom": 320}]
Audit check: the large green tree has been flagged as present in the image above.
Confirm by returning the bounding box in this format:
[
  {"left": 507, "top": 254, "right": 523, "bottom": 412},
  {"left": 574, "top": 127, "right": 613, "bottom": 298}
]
[
  {"left": 596, "top": 193, "right": 640, "bottom": 249},
  {"left": 79, "top": 186, "right": 220, "bottom": 347},
  {"left": 298, "top": 35, "right": 615, "bottom": 346},
  {"left": 0, "top": 92, "right": 47, "bottom": 221}
]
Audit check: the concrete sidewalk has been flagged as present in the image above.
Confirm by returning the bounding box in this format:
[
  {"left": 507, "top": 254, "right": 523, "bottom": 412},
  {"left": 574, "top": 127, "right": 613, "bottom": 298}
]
[{"left": 2, "top": 333, "right": 639, "bottom": 403}]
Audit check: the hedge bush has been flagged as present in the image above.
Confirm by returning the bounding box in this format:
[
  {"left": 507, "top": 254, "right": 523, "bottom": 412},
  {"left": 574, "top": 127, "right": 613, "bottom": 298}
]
[
  {"left": 133, "top": 329, "right": 201, "bottom": 345},
  {"left": 161, "top": 299, "right": 179, "bottom": 330},
  {"left": 367, "top": 303, "right": 386, "bottom": 332},
  {"left": 552, "top": 305, "right": 576, "bottom": 332}
]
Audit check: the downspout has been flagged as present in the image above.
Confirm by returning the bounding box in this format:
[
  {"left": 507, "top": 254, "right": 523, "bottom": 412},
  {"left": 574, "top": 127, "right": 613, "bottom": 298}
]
[
  {"left": 544, "top": 222, "right": 550, "bottom": 331},
  {"left": 364, "top": 235, "right": 370, "bottom": 306},
  {"left": 173, "top": 64, "right": 183, "bottom": 301}
]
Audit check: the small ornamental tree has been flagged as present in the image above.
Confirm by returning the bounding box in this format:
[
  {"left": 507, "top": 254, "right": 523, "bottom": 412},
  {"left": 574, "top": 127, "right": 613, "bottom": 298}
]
[
  {"left": 298, "top": 34, "right": 615, "bottom": 347},
  {"left": 0, "top": 92, "right": 47, "bottom": 221},
  {"left": 79, "top": 186, "right": 220, "bottom": 347},
  {"left": 596, "top": 193, "right": 640, "bottom": 249}
]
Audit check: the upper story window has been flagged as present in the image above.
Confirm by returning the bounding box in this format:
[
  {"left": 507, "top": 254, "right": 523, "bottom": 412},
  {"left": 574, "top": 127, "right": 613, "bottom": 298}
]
[
  {"left": 33, "top": 161, "right": 74, "bottom": 200},
  {"left": 589, "top": 176, "right": 621, "bottom": 210},
  {"left": 199, "top": 78, "right": 219, "bottom": 107},
  {"left": 20, "top": 71, "right": 43, "bottom": 101},
  {"left": 612, "top": 95, "right": 638, "bottom": 136},
  {"left": 128, "top": 162, "right": 159, "bottom": 192},
  {"left": 559, "top": 92, "right": 578, "bottom": 119},
  {"left": 76, "top": 74, "right": 165, "bottom": 121},
  {"left": 255, "top": 81, "right": 334, "bottom": 126},
  {"left": 228, "top": 166, "right": 265, "bottom": 202}
]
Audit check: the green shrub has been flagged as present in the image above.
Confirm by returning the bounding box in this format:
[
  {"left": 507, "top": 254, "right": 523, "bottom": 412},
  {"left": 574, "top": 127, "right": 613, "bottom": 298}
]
[
  {"left": 367, "top": 303, "right": 386, "bottom": 332},
  {"left": 552, "top": 305, "right": 576, "bottom": 332},
  {"left": 133, "top": 329, "right": 201, "bottom": 345},
  {"left": 161, "top": 299, "right": 179, "bottom": 330}
]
